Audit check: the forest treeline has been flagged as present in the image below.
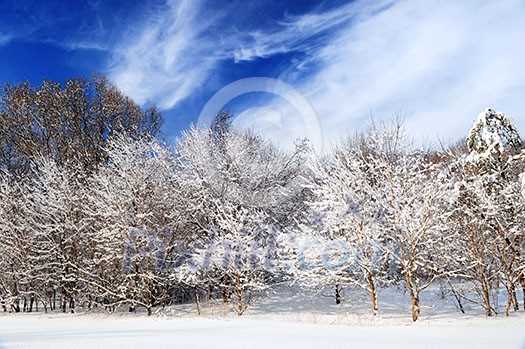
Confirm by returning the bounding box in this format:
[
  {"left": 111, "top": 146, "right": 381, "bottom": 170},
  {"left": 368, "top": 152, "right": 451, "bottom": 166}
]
[{"left": 0, "top": 77, "right": 524, "bottom": 321}]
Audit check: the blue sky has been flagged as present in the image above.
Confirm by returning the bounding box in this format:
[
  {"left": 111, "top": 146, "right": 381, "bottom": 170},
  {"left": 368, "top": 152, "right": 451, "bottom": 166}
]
[{"left": 1, "top": 0, "right": 525, "bottom": 150}]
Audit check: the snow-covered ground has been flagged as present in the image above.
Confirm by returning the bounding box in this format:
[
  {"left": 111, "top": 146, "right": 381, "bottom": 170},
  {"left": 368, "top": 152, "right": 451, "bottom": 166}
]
[
  {"left": 1, "top": 286, "right": 524, "bottom": 349},
  {"left": 1, "top": 314, "right": 524, "bottom": 349}
]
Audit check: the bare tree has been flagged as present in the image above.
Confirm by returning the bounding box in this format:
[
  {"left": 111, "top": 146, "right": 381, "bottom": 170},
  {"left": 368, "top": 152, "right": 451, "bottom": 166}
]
[{"left": 0, "top": 75, "right": 162, "bottom": 175}]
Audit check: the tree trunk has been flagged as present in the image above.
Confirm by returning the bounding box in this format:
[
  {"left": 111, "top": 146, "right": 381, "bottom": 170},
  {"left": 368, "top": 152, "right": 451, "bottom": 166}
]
[
  {"left": 506, "top": 285, "right": 512, "bottom": 317},
  {"left": 145, "top": 288, "right": 152, "bottom": 316},
  {"left": 235, "top": 273, "right": 245, "bottom": 316},
  {"left": 411, "top": 294, "right": 420, "bottom": 322},
  {"left": 476, "top": 263, "right": 492, "bottom": 317},
  {"left": 61, "top": 295, "right": 67, "bottom": 313},
  {"left": 70, "top": 295, "right": 75, "bottom": 314},
  {"left": 12, "top": 282, "right": 20, "bottom": 313},
  {"left": 512, "top": 287, "right": 519, "bottom": 312},
  {"left": 367, "top": 271, "right": 378, "bottom": 316},
  {"left": 480, "top": 278, "right": 492, "bottom": 317},
  {"left": 194, "top": 286, "right": 201, "bottom": 316},
  {"left": 404, "top": 272, "right": 419, "bottom": 322},
  {"left": 221, "top": 286, "right": 231, "bottom": 304},
  {"left": 208, "top": 285, "right": 214, "bottom": 301},
  {"left": 29, "top": 294, "right": 34, "bottom": 313},
  {"left": 335, "top": 284, "right": 341, "bottom": 305}
]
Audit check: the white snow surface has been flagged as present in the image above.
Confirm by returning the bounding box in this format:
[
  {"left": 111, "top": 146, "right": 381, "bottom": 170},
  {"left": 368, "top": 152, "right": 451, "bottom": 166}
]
[
  {"left": 1, "top": 313, "right": 524, "bottom": 349},
  {"left": 1, "top": 286, "right": 524, "bottom": 349}
]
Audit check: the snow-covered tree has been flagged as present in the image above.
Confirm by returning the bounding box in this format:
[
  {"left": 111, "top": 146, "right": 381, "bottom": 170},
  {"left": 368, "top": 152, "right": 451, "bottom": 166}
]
[
  {"left": 493, "top": 173, "right": 525, "bottom": 315},
  {"left": 87, "top": 134, "right": 180, "bottom": 315},
  {"left": 466, "top": 107, "right": 521, "bottom": 175},
  {"left": 175, "top": 122, "right": 307, "bottom": 315},
  {"left": 370, "top": 124, "right": 447, "bottom": 322},
  {"left": 296, "top": 128, "right": 394, "bottom": 315},
  {"left": 444, "top": 109, "right": 524, "bottom": 316},
  {"left": 21, "top": 157, "right": 95, "bottom": 313},
  {"left": 0, "top": 172, "right": 37, "bottom": 312},
  {"left": 291, "top": 121, "right": 449, "bottom": 321},
  {"left": 468, "top": 108, "right": 524, "bottom": 316}
]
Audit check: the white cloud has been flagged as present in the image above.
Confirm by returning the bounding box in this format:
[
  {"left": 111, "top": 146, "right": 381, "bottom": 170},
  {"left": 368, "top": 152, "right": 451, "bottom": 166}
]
[
  {"left": 106, "top": 0, "right": 525, "bottom": 149},
  {"left": 106, "top": 0, "right": 369, "bottom": 110},
  {"left": 0, "top": 33, "right": 11, "bottom": 46},
  {"left": 231, "top": 1, "right": 381, "bottom": 62},
  {"left": 299, "top": 0, "right": 525, "bottom": 147},
  {"left": 108, "top": 0, "right": 220, "bottom": 109}
]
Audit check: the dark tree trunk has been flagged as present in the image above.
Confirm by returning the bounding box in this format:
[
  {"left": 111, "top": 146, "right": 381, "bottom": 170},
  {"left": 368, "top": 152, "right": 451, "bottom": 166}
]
[
  {"left": 194, "top": 286, "right": 201, "bottom": 316},
  {"left": 29, "top": 294, "right": 34, "bottom": 313},
  {"left": 221, "top": 286, "right": 231, "bottom": 304},
  {"left": 61, "top": 293, "right": 67, "bottom": 313}
]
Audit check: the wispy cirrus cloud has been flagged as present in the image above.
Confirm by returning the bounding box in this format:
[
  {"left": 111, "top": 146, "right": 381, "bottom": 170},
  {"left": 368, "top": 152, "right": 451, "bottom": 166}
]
[
  {"left": 231, "top": 1, "right": 383, "bottom": 63},
  {"left": 237, "top": 0, "right": 525, "bottom": 150},
  {"left": 0, "top": 0, "right": 122, "bottom": 52},
  {"left": 106, "top": 0, "right": 525, "bottom": 149},
  {"left": 2, "top": 0, "right": 524, "bottom": 149},
  {"left": 106, "top": 0, "right": 363, "bottom": 110},
  {"left": 297, "top": 0, "right": 525, "bottom": 146},
  {"left": 108, "top": 0, "right": 219, "bottom": 109}
]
